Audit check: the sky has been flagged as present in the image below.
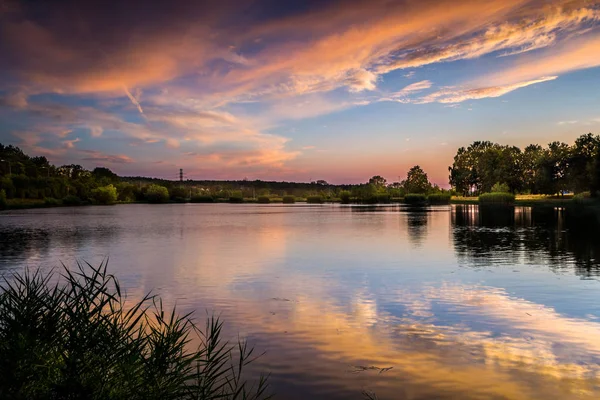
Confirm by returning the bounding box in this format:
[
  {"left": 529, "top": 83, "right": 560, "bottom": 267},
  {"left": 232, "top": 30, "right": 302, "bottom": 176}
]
[{"left": 0, "top": 0, "right": 599, "bottom": 185}]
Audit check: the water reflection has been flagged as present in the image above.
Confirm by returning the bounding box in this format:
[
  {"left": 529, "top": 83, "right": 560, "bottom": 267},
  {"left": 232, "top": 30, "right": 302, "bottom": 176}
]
[
  {"left": 452, "top": 205, "right": 600, "bottom": 277},
  {"left": 1, "top": 204, "right": 600, "bottom": 399}
]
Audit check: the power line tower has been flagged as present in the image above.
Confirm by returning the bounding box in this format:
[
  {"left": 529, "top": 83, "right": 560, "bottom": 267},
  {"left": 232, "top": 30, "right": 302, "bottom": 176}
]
[{"left": 179, "top": 168, "right": 183, "bottom": 183}]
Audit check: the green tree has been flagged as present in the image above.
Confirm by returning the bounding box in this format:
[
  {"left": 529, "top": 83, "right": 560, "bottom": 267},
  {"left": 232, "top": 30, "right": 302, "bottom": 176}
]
[
  {"left": 404, "top": 165, "right": 432, "bottom": 194},
  {"left": 568, "top": 133, "right": 600, "bottom": 194},
  {"left": 368, "top": 175, "right": 387, "bottom": 187},
  {"left": 91, "top": 184, "right": 118, "bottom": 205},
  {"left": 145, "top": 184, "right": 169, "bottom": 203}
]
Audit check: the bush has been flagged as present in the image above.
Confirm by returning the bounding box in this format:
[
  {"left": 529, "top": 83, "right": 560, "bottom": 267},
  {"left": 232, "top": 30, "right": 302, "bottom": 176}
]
[
  {"left": 339, "top": 191, "right": 351, "bottom": 204},
  {"left": 91, "top": 184, "right": 118, "bottom": 205},
  {"left": 427, "top": 193, "right": 452, "bottom": 205},
  {"left": 573, "top": 191, "right": 592, "bottom": 205},
  {"left": 43, "top": 197, "right": 61, "bottom": 206},
  {"left": 306, "top": 196, "right": 324, "bottom": 204},
  {"left": 229, "top": 196, "right": 243, "bottom": 203},
  {"left": 257, "top": 196, "right": 270, "bottom": 204},
  {"left": 62, "top": 195, "right": 82, "bottom": 206},
  {"left": 190, "top": 195, "right": 214, "bottom": 203},
  {"left": 491, "top": 182, "right": 510, "bottom": 193},
  {"left": 0, "top": 189, "right": 6, "bottom": 210},
  {"left": 479, "top": 192, "right": 515, "bottom": 205},
  {"left": 404, "top": 194, "right": 427, "bottom": 205},
  {"left": 0, "top": 262, "right": 270, "bottom": 400},
  {"left": 145, "top": 184, "right": 170, "bottom": 204},
  {"left": 282, "top": 195, "right": 295, "bottom": 204}
]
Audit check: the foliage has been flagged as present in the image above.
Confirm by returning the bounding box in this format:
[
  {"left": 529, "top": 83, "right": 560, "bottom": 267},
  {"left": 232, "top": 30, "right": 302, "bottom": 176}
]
[
  {"left": 427, "top": 193, "right": 452, "bottom": 204},
  {"left": 91, "top": 184, "right": 118, "bottom": 205},
  {"left": 0, "top": 262, "right": 270, "bottom": 400},
  {"left": 404, "top": 194, "right": 427, "bottom": 205},
  {"left": 229, "top": 196, "right": 244, "bottom": 203},
  {"left": 0, "top": 189, "right": 6, "bottom": 210},
  {"left": 479, "top": 192, "right": 515, "bottom": 205},
  {"left": 44, "top": 197, "right": 61, "bottom": 206},
  {"left": 190, "top": 195, "right": 214, "bottom": 203},
  {"left": 257, "top": 196, "right": 270, "bottom": 204},
  {"left": 449, "top": 134, "right": 600, "bottom": 196},
  {"left": 306, "top": 196, "right": 324, "bottom": 204},
  {"left": 403, "top": 165, "right": 432, "bottom": 194},
  {"left": 146, "top": 184, "right": 170, "bottom": 204},
  {"left": 282, "top": 195, "right": 295, "bottom": 204},
  {"left": 339, "top": 190, "right": 351, "bottom": 204},
  {"left": 62, "top": 195, "right": 82, "bottom": 206},
  {"left": 491, "top": 182, "right": 510, "bottom": 193},
  {"left": 368, "top": 175, "right": 386, "bottom": 187}
]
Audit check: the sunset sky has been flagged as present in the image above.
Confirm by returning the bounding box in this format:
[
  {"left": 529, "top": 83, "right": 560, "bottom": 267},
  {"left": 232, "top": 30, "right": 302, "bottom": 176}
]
[{"left": 1, "top": 0, "right": 599, "bottom": 185}]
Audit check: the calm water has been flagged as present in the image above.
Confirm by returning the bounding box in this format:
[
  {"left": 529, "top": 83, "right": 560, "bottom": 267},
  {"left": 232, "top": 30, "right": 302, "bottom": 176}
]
[{"left": 1, "top": 204, "right": 600, "bottom": 399}]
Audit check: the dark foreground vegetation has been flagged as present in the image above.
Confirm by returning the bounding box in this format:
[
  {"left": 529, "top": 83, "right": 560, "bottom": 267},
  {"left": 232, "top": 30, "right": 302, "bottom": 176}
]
[{"left": 0, "top": 262, "right": 270, "bottom": 400}]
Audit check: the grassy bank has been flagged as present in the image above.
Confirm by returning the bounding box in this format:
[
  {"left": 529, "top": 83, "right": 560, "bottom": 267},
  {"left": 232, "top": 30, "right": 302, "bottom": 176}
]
[
  {"left": 451, "top": 194, "right": 575, "bottom": 207},
  {"left": 0, "top": 262, "right": 270, "bottom": 399}
]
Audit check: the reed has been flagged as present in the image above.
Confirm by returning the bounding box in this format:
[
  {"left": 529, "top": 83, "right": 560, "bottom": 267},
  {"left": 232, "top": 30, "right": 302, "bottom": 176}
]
[
  {"left": 478, "top": 192, "right": 515, "bottom": 205},
  {"left": 0, "top": 261, "right": 270, "bottom": 400}
]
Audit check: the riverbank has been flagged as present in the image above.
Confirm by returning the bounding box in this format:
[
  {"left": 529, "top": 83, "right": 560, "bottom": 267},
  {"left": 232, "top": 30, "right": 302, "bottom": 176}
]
[
  {"left": 2, "top": 194, "right": 599, "bottom": 211},
  {"left": 451, "top": 194, "right": 575, "bottom": 207}
]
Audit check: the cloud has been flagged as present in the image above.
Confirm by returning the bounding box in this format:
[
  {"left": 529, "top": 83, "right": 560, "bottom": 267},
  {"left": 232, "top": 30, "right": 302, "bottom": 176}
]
[
  {"left": 558, "top": 120, "right": 579, "bottom": 125},
  {"left": 80, "top": 150, "right": 134, "bottom": 164},
  {"left": 62, "top": 138, "right": 80, "bottom": 149},
  {"left": 123, "top": 86, "right": 144, "bottom": 116},
  {"left": 418, "top": 76, "right": 558, "bottom": 104}
]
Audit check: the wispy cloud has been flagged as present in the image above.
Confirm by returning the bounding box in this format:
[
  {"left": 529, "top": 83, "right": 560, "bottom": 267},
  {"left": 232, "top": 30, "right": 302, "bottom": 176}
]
[
  {"left": 80, "top": 150, "right": 134, "bottom": 164},
  {"left": 418, "top": 76, "right": 558, "bottom": 104},
  {"left": 123, "top": 86, "right": 144, "bottom": 116}
]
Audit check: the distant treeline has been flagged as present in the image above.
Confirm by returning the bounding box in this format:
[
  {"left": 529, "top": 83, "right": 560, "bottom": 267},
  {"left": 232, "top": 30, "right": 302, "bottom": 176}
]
[
  {"left": 449, "top": 133, "right": 600, "bottom": 196},
  {"left": 0, "top": 142, "right": 449, "bottom": 207},
  {"left": 1, "top": 132, "right": 598, "bottom": 209}
]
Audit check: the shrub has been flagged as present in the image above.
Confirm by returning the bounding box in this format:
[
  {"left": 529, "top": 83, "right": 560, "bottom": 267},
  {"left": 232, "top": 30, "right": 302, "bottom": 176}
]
[
  {"left": 479, "top": 192, "right": 515, "bottom": 205},
  {"left": 282, "top": 195, "right": 295, "bottom": 204},
  {"left": 491, "top": 182, "right": 510, "bottom": 193},
  {"left": 0, "top": 262, "right": 270, "bottom": 400},
  {"left": 573, "top": 191, "right": 592, "bottom": 205},
  {"left": 190, "top": 195, "right": 214, "bottom": 203},
  {"left": 339, "top": 191, "right": 351, "bottom": 204},
  {"left": 43, "top": 197, "right": 61, "bottom": 206},
  {"left": 427, "top": 193, "right": 452, "bottom": 205},
  {"left": 404, "top": 193, "right": 427, "bottom": 205},
  {"left": 257, "top": 196, "right": 270, "bottom": 204},
  {"left": 0, "top": 190, "right": 6, "bottom": 210},
  {"left": 229, "top": 196, "right": 243, "bottom": 203},
  {"left": 306, "top": 196, "right": 324, "bottom": 204},
  {"left": 145, "top": 184, "right": 170, "bottom": 204},
  {"left": 62, "top": 195, "right": 82, "bottom": 206},
  {"left": 91, "top": 184, "right": 118, "bottom": 205}
]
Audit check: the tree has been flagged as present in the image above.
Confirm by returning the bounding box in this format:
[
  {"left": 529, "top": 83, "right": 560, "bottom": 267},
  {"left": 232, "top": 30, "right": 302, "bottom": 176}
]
[
  {"left": 568, "top": 133, "right": 600, "bottom": 194},
  {"left": 368, "top": 175, "right": 387, "bottom": 187},
  {"left": 145, "top": 184, "right": 169, "bottom": 203},
  {"left": 91, "top": 184, "right": 118, "bottom": 205},
  {"left": 404, "top": 165, "right": 432, "bottom": 194}
]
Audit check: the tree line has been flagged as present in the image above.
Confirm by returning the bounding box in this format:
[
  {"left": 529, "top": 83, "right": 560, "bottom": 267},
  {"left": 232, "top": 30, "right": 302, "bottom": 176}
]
[{"left": 449, "top": 133, "right": 600, "bottom": 196}]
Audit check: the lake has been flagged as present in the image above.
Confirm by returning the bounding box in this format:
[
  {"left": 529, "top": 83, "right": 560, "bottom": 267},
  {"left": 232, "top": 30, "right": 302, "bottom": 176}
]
[{"left": 1, "top": 204, "right": 600, "bottom": 399}]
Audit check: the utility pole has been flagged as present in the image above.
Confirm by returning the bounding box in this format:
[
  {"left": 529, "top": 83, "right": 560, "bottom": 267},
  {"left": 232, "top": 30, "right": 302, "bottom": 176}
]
[{"left": 180, "top": 168, "right": 183, "bottom": 182}]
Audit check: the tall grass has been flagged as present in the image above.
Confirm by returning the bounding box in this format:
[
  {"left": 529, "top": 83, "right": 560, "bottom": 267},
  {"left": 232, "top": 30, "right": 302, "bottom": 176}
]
[
  {"left": 478, "top": 192, "right": 515, "bottom": 205},
  {"left": 427, "top": 193, "right": 451, "bottom": 205},
  {"left": 0, "top": 261, "right": 270, "bottom": 400},
  {"left": 306, "top": 196, "right": 324, "bottom": 204},
  {"left": 403, "top": 194, "right": 427, "bottom": 205},
  {"left": 282, "top": 195, "right": 295, "bottom": 204}
]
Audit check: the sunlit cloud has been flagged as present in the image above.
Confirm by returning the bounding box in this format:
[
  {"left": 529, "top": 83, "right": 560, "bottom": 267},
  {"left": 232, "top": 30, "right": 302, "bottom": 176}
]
[{"left": 418, "top": 76, "right": 558, "bottom": 104}]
